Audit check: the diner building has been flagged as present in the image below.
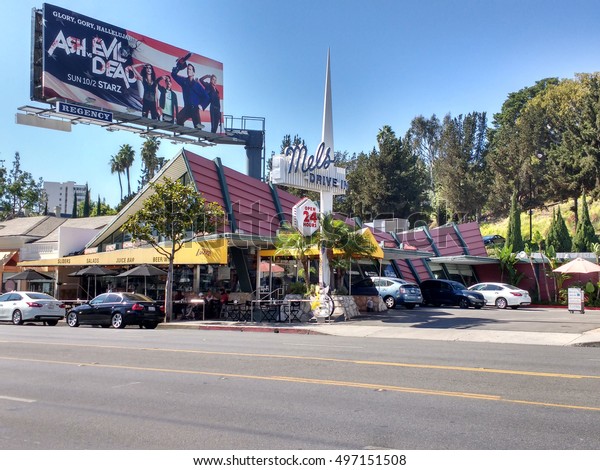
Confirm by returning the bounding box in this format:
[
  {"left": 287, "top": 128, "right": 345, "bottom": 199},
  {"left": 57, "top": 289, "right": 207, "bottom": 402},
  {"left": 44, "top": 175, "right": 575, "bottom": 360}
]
[
  {"left": 13, "top": 147, "right": 559, "bottom": 308},
  {"left": 17, "top": 148, "right": 439, "bottom": 303}
]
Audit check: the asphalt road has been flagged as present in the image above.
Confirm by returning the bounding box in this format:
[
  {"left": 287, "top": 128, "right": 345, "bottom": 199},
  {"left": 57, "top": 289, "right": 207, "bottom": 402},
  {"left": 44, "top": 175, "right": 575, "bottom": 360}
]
[{"left": 1, "top": 324, "right": 599, "bottom": 450}]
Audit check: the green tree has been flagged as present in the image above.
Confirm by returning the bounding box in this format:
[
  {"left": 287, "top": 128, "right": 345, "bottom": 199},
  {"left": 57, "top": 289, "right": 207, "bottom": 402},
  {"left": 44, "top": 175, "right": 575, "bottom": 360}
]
[
  {"left": 140, "top": 136, "right": 162, "bottom": 187},
  {"left": 494, "top": 243, "right": 524, "bottom": 286},
  {"left": 486, "top": 79, "right": 558, "bottom": 216},
  {"left": 0, "top": 152, "right": 45, "bottom": 220},
  {"left": 117, "top": 144, "right": 135, "bottom": 197},
  {"left": 122, "top": 178, "right": 225, "bottom": 322},
  {"left": 572, "top": 192, "right": 598, "bottom": 252},
  {"left": 82, "top": 185, "right": 91, "bottom": 217},
  {"left": 342, "top": 125, "right": 430, "bottom": 223},
  {"left": 435, "top": 113, "right": 489, "bottom": 222},
  {"left": 522, "top": 74, "right": 600, "bottom": 220},
  {"left": 96, "top": 195, "right": 102, "bottom": 216},
  {"left": 405, "top": 115, "right": 444, "bottom": 223},
  {"left": 546, "top": 207, "right": 572, "bottom": 252},
  {"left": 275, "top": 225, "right": 319, "bottom": 288},
  {"left": 506, "top": 190, "right": 524, "bottom": 252},
  {"left": 319, "top": 213, "right": 375, "bottom": 291},
  {"left": 109, "top": 154, "right": 125, "bottom": 201},
  {"left": 71, "top": 195, "right": 78, "bottom": 219}
]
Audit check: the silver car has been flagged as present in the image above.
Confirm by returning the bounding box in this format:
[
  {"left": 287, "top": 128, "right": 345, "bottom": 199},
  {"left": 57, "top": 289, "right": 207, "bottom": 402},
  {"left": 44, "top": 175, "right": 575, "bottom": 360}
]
[
  {"left": 352, "top": 276, "right": 423, "bottom": 309},
  {"left": 0, "top": 291, "right": 66, "bottom": 325}
]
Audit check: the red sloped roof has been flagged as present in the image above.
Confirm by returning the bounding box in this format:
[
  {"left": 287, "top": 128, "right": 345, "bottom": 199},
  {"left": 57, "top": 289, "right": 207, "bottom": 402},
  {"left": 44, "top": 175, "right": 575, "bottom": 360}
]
[
  {"left": 431, "top": 224, "right": 467, "bottom": 256},
  {"left": 184, "top": 150, "right": 301, "bottom": 237},
  {"left": 456, "top": 221, "right": 488, "bottom": 256}
]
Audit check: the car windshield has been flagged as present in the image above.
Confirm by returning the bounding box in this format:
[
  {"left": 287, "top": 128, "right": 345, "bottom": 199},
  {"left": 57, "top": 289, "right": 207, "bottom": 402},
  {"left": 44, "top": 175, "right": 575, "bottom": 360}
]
[
  {"left": 353, "top": 279, "right": 374, "bottom": 288},
  {"left": 121, "top": 293, "right": 154, "bottom": 302},
  {"left": 26, "top": 292, "right": 55, "bottom": 300},
  {"left": 449, "top": 281, "right": 467, "bottom": 290}
]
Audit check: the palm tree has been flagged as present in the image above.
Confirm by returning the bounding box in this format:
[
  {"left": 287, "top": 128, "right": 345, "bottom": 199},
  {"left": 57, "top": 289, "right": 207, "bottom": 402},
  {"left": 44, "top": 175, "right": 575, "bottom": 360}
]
[
  {"left": 140, "top": 136, "right": 161, "bottom": 186},
  {"left": 274, "top": 215, "right": 376, "bottom": 292},
  {"left": 109, "top": 154, "right": 124, "bottom": 201},
  {"left": 275, "top": 224, "right": 318, "bottom": 287},
  {"left": 319, "top": 214, "right": 375, "bottom": 291},
  {"left": 117, "top": 144, "right": 135, "bottom": 197}
]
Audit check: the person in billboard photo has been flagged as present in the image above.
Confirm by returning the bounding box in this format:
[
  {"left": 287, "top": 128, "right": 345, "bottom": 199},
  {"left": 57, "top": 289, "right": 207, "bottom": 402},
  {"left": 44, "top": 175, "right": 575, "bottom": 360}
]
[
  {"left": 171, "top": 53, "right": 210, "bottom": 129},
  {"left": 157, "top": 76, "right": 178, "bottom": 123},
  {"left": 200, "top": 74, "right": 222, "bottom": 133},
  {"left": 132, "top": 63, "right": 161, "bottom": 120}
]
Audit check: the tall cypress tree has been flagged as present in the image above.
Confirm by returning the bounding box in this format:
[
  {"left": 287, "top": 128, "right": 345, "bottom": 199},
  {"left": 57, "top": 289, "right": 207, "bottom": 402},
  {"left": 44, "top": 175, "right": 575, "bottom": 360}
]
[
  {"left": 546, "top": 207, "right": 572, "bottom": 252},
  {"left": 555, "top": 207, "right": 572, "bottom": 252},
  {"left": 96, "top": 195, "right": 102, "bottom": 216},
  {"left": 506, "top": 190, "right": 524, "bottom": 252},
  {"left": 572, "top": 192, "right": 598, "bottom": 252},
  {"left": 71, "top": 195, "right": 78, "bottom": 219},
  {"left": 83, "top": 185, "right": 91, "bottom": 217}
]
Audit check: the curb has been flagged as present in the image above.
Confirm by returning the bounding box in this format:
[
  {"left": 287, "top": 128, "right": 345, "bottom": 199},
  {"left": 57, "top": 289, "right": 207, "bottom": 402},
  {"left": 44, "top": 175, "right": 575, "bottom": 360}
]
[{"left": 158, "top": 323, "right": 326, "bottom": 335}]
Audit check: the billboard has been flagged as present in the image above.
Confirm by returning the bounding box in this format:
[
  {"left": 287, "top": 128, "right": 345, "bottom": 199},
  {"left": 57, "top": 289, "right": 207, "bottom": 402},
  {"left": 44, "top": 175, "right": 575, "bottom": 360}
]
[{"left": 36, "top": 3, "right": 224, "bottom": 133}]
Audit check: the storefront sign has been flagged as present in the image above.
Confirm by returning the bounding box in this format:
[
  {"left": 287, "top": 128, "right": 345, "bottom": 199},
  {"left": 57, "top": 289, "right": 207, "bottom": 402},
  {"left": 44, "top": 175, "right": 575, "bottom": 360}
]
[
  {"left": 19, "top": 239, "right": 228, "bottom": 267},
  {"left": 292, "top": 198, "right": 319, "bottom": 236},
  {"left": 270, "top": 143, "right": 347, "bottom": 195}
]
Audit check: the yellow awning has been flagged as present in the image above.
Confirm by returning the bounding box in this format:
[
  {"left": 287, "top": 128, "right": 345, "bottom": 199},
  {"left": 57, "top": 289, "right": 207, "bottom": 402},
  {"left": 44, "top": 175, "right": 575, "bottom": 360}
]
[
  {"left": 19, "top": 239, "right": 228, "bottom": 267},
  {"left": 262, "top": 227, "right": 384, "bottom": 259}
]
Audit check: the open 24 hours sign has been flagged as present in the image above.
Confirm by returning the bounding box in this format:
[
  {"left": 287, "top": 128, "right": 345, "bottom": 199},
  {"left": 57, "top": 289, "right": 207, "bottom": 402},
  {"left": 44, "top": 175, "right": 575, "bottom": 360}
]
[{"left": 292, "top": 198, "right": 319, "bottom": 236}]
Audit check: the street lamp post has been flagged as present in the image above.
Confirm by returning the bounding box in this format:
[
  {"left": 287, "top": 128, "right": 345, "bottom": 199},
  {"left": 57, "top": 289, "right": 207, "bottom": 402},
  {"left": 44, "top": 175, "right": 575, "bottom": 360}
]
[{"left": 529, "top": 173, "right": 533, "bottom": 241}]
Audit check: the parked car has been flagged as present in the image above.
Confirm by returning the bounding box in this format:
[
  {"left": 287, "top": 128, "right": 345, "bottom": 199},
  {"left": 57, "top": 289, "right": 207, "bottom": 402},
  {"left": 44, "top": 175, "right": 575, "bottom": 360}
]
[
  {"left": 350, "top": 276, "right": 423, "bottom": 309},
  {"left": 0, "top": 291, "right": 66, "bottom": 325},
  {"left": 66, "top": 292, "right": 165, "bottom": 329},
  {"left": 483, "top": 234, "right": 506, "bottom": 246},
  {"left": 419, "top": 279, "right": 485, "bottom": 309},
  {"left": 468, "top": 282, "right": 532, "bottom": 309}
]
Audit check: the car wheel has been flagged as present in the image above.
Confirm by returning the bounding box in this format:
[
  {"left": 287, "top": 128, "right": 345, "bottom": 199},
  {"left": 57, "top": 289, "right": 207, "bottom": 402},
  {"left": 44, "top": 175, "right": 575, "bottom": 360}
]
[
  {"left": 458, "top": 298, "right": 470, "bottom": 309},
  {"left": 12, "top": 310, "right": 23, "bottom": 325},
  {"left": 383, "top": 296, "right": 396, "bottom": 309},
  {"left": 46, "top": 319, "right": 58, "bottom": 326},
  {"left": 495, "top": 297, "right": 508, "bottom": 309},
  {"left": 144, "top": 322, "right": 158, "bottom": 329},
  {"left": 404, "top": 304, "right": 416, "bottom": 310},
  {"left": 111, "top": 313, "right": 125, "bottom": 329},
  {"left": 66, "top": 311, "right": 79, "bottom": 327}
]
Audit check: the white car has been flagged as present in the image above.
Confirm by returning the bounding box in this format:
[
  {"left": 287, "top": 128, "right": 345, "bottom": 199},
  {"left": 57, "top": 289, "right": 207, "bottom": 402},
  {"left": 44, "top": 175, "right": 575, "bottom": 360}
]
[
  {"left": 468, "top": 283, "right": 532, "bottom": 309},
  {"left": 0, "top": 291, "right": 66, "bottom": 325}
]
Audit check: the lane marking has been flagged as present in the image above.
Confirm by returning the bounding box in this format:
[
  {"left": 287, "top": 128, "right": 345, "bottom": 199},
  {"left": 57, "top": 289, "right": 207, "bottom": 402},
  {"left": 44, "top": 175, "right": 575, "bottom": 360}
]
[
  {"left": 1, "top": 339, "right": 599, "bottom": 380},
  {"left": 0, "top": 395, "right": 36, "bottom": 403},
  {"left": 1, "top": 355, "right": 600, "bottom": 412}
]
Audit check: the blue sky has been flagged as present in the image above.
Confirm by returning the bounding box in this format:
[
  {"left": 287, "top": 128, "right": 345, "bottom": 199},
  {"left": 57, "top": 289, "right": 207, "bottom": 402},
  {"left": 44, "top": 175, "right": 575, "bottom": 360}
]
[{"left": 2, "top": 0, "right": 600, "bottom": 207}]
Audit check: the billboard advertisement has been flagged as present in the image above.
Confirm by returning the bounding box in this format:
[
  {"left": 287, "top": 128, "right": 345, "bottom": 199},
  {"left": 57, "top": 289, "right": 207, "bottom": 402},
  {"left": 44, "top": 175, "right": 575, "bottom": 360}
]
[{"left": 38, "top": 3, "right": 223, "bottom": 133}]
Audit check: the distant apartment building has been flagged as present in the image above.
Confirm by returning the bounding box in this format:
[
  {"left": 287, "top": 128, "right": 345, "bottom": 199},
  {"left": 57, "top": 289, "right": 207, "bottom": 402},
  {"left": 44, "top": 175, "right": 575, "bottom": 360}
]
[{"left": 43, "top": 181, "right": 87, "bottom": 216}]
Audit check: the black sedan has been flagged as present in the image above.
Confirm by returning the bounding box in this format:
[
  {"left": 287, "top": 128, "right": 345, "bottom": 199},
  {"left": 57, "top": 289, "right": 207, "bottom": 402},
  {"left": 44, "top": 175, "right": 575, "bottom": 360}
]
[{"left": 66, "top": 292, "right": 165, "bottom": 329}]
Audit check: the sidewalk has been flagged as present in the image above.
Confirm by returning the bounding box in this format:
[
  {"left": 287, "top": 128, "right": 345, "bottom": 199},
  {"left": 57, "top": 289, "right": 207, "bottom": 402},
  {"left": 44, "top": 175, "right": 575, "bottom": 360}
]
[{"left": 158, "top": 306, "right": 600, "bottom": 347}]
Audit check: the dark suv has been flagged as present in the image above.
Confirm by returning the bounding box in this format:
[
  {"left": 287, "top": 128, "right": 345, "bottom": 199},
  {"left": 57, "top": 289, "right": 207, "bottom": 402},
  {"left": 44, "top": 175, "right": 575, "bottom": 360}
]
[{"left": 419, "top": 279, "right": 485, "bottom": 309}]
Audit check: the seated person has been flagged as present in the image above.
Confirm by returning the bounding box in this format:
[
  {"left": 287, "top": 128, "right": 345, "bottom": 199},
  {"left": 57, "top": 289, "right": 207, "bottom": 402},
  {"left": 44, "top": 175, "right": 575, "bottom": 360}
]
[{"left": 183, "top": 291, "right": 199, "bottom": 320}]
